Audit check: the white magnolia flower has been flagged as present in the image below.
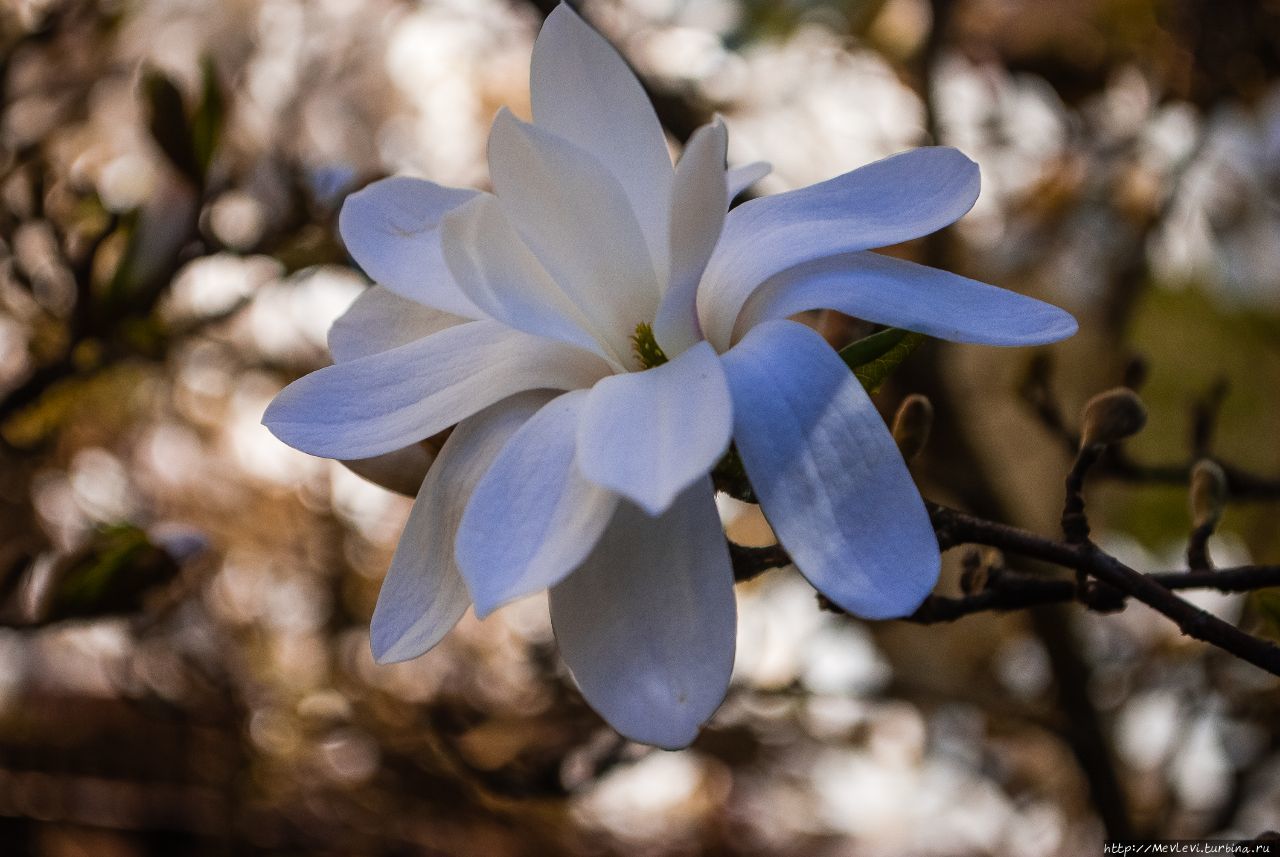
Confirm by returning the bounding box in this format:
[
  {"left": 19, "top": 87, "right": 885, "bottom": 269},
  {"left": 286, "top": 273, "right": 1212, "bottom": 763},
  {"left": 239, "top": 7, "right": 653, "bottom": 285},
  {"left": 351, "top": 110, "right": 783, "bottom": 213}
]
[{"left": 264, "top": 4, "right": 1076, "bottom": 748}]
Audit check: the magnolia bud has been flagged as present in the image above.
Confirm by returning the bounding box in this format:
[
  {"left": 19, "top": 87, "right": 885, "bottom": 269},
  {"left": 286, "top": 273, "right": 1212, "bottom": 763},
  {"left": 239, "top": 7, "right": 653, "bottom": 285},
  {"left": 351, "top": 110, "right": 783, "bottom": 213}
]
[
  {"left": 1122, "top": 355, "right": 1149, "bottom": 391},
  {"left": 341, "top": 441, "right": 437, "bottom": 497},
  {"left": 1189, "top": 459, "right": 1227, "bottom": 530},
  {"left": 892, "top": 394, "right": 933, "bottom": 462},
  {"left": 1079, "top": 387, "right": 1147, "bottom": 449}
]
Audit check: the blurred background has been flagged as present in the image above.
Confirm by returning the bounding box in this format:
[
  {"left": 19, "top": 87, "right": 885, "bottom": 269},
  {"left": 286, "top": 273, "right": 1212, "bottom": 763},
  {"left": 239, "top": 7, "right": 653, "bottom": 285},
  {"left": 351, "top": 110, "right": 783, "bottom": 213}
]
[{"left": 1, "top": 0, "right": 1280, "bottom": 854}]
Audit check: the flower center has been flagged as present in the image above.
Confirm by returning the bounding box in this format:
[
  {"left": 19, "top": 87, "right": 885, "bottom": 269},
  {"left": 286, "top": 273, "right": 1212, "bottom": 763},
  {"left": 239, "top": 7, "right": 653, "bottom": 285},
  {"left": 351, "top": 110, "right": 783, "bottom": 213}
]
[{"left": 630, "top": 322, "right": 668, "bottom": 370}]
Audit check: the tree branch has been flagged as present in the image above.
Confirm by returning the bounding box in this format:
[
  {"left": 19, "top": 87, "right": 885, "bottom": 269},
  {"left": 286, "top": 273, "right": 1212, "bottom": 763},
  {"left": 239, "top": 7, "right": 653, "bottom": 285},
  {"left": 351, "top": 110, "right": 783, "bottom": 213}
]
[{"left": 729, "top": 504, "right": 1280, "bottom": 677}]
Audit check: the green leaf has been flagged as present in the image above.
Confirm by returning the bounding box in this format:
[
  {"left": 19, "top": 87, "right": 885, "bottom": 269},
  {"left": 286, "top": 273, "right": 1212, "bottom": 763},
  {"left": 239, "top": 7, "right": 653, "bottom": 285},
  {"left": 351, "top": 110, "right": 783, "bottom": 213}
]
[
  {"left": 191, "top": 56, "right": 225, "bottom": 176},
  {"left": 103, "top": 208, "right": 142, "bottom": 306},
  {"left": 838, "top": 326, "right": 909, "bottom": 368},
  {"left": 45, "top": 525, "right": 181, "bottom": 622},
  {"left": 142, "top": 69, "right": 201, "bottom": 185},
  {"left": 838, "top": 327, "right": 925, "bottom": 392}
]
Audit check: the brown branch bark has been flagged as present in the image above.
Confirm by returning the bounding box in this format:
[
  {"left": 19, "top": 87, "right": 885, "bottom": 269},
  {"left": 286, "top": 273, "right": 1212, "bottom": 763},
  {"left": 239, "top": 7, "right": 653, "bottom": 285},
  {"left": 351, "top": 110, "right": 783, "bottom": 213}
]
[{"left": 730, "top": 505, "right": 1280, "bottom": 677}]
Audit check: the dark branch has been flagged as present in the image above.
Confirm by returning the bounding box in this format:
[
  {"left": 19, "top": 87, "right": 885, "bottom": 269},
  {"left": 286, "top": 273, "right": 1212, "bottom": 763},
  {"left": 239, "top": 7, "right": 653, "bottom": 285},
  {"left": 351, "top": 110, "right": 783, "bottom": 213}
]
[{"left": 729, "top": 504, "right": 1280, "bottom": 676}]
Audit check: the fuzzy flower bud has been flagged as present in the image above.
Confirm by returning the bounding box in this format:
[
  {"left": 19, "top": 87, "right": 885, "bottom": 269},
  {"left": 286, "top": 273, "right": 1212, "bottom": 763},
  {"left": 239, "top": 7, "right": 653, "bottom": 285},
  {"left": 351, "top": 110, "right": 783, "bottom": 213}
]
[
  {"left": 1189, "top": 459, "right": 1228, "bottom": 530},
  {"left": 1079, "top": 387, "right": 1147, "bottom": 449},
  {"left": 892, "top": 394, "right": 933, "bottom": 462}
]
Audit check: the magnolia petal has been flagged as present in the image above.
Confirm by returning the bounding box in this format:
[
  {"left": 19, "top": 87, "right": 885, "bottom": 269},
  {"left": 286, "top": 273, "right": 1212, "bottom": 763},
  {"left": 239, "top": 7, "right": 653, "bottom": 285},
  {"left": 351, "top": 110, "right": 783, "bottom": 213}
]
[
  {"left": 727, "top": 161, "right": 771, "bottom": 201},
  {"left": 488, "top": 109, "right": 659, "bottom": 363},
  {"left": 338, "top": 177, "right": 482, "bottom": 318},
  {"left": 441, "top": 194, "right": 615, "bottom": 364},
  {"left": 654, "top": 119, "right": 728, "bottom": 357},
  {"left": 530, "top": 4, "right": 673, "bottom": 276},
  {"left": 721, "top": 320, "right": 940, "bottom": 618},
  {"left": 549, "top": 478, "right": 735, "bottom": 749},
  {"left": 576, "top": 342, "right": 732, "bottom": 516},
  {"left": 263, "top": 320, "right": 611, "bottom": 460},
  {"left": 736, "top": 251, "right": 1078, "bottom": 346},
  {"left": 329, "top": 285, "right": 466, "bottom": 362},
  {"left": 455, "top": 391, "right": 618, "bottom": 618},
  {"left": 370, "top": 392, "right": 550, "bottom": 663},
  {"left": 341, "top": 444, "right": 435, "bottom": 497},
  {"left": 699, "top": 147, "right": 981, "bottom": 349}
]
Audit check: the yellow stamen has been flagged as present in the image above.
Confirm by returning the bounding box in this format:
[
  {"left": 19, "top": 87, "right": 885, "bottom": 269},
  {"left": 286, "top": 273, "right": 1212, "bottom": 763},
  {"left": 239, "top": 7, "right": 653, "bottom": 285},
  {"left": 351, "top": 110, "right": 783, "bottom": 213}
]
[{"left": 631, "top": 322, "right": 668, "bottom": 369}]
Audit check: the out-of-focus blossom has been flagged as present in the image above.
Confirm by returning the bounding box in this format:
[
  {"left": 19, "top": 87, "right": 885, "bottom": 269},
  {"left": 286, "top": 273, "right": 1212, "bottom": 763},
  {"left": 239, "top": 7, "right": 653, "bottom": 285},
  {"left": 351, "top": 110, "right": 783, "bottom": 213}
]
[
  {"left": 1154, "top": 85, "right": 1280, "bottom": 308},
  {"left": 264, "top": 3, "right": 1075, "bottom": 747}
]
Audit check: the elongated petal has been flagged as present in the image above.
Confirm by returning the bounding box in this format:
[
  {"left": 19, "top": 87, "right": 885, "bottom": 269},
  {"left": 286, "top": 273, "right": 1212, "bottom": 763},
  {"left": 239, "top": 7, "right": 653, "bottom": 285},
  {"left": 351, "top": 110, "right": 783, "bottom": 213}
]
[
  {"left": 721, "top": 320, "right": 939, "bottom": 618},
  {"left": 263, "top": 320, "right": 610, "bottom": 460},
  {"left": 654, "top": 119, "right": 727, "bottom": 356},
  {"left": 332, "top": 287, "right": 456, "bottom": 490},
  {"left": 576, "top": 342, "right": 732, "bottom": 516},
  {"left": 727, "top": 161, "right": 771, "bottom": 201},
  {"left": 441, "top": 194, "right": 615, "bottom": 364},
  {"left": 736, "top": 251, "right": 1078, "bottom": 346},
  {"left": 699, "top": 148, "right": 980, "bottom": 349},
  {"left": 550, "top": 479, "right": 735, "bottom": 749},
  {"left": 488, "top": 109, "right": 658, "bottom": 364},
  {"left": 530, "top": 4, "right": 673, "bottom": 276},
  {"left": 339, "top": 177, "right": 482, "bottom": 318},
  {"left": 371, "top": 392, "right": 550, "bottom": 663},
  {"left": 329, "top": 286, "right": 466, "bottom": 362},
  {"left": 455, "top": 391, "right": 617, "bottom": 617}
]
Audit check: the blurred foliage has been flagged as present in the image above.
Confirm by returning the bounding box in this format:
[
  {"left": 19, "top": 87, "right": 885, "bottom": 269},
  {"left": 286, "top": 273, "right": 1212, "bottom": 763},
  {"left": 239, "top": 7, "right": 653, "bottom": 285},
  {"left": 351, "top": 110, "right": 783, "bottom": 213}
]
[
  {"left": 41, "top": 524, "right": 181, "bottom": 622},
  {"left": 141, "top": 57, "right": 224, "bottom": 189}
]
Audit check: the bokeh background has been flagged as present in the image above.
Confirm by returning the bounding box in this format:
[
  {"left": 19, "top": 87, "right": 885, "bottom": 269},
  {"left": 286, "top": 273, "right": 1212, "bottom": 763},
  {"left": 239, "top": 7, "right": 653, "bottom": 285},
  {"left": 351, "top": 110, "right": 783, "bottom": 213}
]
[{"left": 2, "top": 0, "right": 1280, "bottom": 854}]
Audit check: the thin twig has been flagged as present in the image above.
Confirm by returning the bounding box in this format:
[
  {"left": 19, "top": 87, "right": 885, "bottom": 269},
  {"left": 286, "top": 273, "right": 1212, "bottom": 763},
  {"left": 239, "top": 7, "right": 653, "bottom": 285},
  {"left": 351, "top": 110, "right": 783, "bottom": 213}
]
[{"left": 729, "top": 505, "right": 1280, "bottom": 677}]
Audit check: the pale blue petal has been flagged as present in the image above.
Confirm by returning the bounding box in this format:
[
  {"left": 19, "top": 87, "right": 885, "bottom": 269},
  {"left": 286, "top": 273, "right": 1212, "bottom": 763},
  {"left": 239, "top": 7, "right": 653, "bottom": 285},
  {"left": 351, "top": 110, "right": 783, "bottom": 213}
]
[
  {"left": 576, "top": 342, "right": 732, "bottom": 516},
  {"left": 328, "top": 285, "right": 466, "bottom": 362},
  {"left": 263, "top": 320, "right": 610, "bottom": 460},
  {"left": 488, "top": 109, "right": 659, "bottom": 364},
  {"left": 736, "top": 251, "right": 1077, "bottom": 346},
  {"left": 727, "top": 161, "right": 770, "bottom": 201},
  {"left": 530, "top": 4, "right": 673, "bottom": 276},
  {"left": 338, "top": 177, "right": 482, "bottom": 318},
  {"left": 370, "top": 392, "right": 550, "bottom": 663},
  {"left": 550, "top": 478, "right": 735, "bottom": 749},
  {"left": 441, "top": 194, "right": 614, "bottom": 363},
  {"left": 721, "top": 320, "right": 940, "bottom": 618},
  {"left": 455, "top": 390, "right": 618, "bottom": 618},
  {"left": 699, "top": 148, "right": 980, "bottom": 349},
  {"left": 654, "top": 119, "right": 727, "bottom": 357}
]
